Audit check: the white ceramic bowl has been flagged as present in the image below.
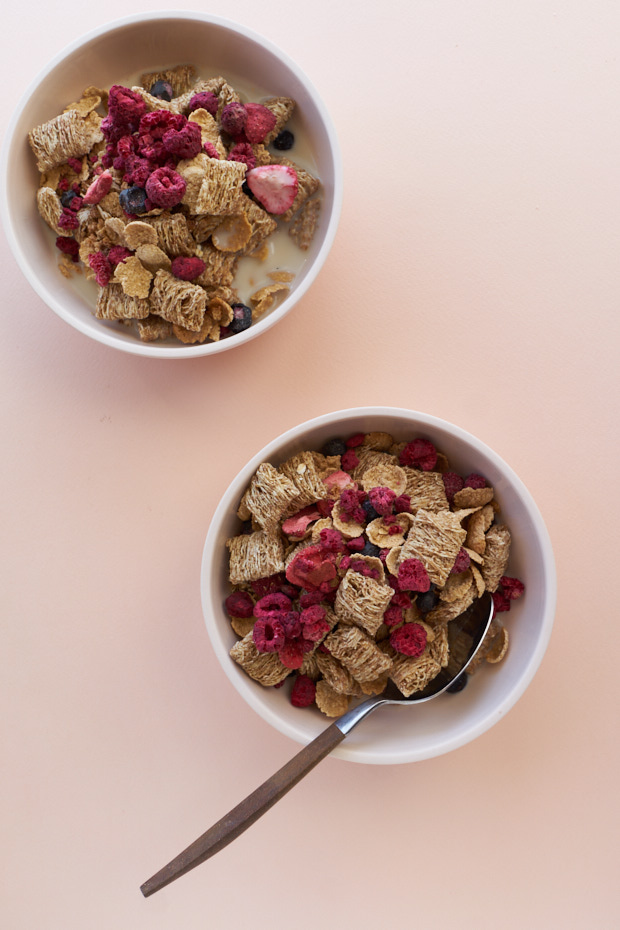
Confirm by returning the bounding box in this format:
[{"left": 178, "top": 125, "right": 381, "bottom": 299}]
[
  {"left": 201, "top": 407, "right": 556, "bottom": 765},
  {"left": 0, "top": 12, "right": 342, "bottom": 358}
]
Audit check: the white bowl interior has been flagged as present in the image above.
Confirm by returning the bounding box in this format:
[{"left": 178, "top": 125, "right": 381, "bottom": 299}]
[
  {"left": 201, "top": 407, "right": 556, "bottom": 765},
  {"left": 0, "top": 12, "right": 341, "bottom": 357}
]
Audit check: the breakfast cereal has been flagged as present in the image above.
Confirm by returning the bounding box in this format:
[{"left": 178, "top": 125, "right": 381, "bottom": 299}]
[
  {"left": 28, "top": 63, "right": 322, "bottom": 344},
  {"left": 224, "top": 432, "right": 524, "bottom": 716}
]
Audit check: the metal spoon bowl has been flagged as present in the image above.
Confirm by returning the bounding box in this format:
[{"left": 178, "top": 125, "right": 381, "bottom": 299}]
[{"left": 141, "top": 592, "right": 493, "bottom": 897}]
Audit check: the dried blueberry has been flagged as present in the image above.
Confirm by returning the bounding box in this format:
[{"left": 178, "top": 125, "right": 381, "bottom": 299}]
[
  {"left": 446, "top": 673, "right": 468, "bottom": 694},
  {"left": 416, "top": 586, "right": 438, "bottom": 613},
  {"left": 361, "top": 541, "right": 381, "bottom": 557},
  {"left": 60, "top": 189, "right": 79, "bottom": 209},
  {"left": 149, "top": 80, "right": 174, "bottom": 102},
  {"left": 229, "top": 303, "right": 252, "bottom": 335},
  {"left": 362, "top": 499, "right": 380, "bottom": 522},
  {"left": 321, "top": 438, "right": 347, "bottom": 456},
  {"left": 119, "top": 186, "right": 148, "bottom": 215},
  {"left": 273, "top": 129, "right": 294, "bottom": 151}
]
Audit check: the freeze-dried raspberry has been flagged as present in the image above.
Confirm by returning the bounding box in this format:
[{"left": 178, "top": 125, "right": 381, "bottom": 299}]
[
  {"left": 281, "top": 505, "right": 320, "bottom": 537},
  {"left": 280, "top": 612, "right": 302, "bottom": 640},
  {"left": 290, "top": 674, "right": 316, "bottom": 707},
  {"left": 145, "top": 166, "right": 186, "bottom": 208},
  {"left": 279, "top": 583, "right": 299, "bottom": 600},
  {"left": 82, "top": 169, "right": 113, "bottom": 205},
  {"left": 87, "top": 251, "right": 112, "bottom": 287},
  {"left": 253, "top": 618, "right": 285, "bottom": 653},
  {"left": 107, "top": 246, "right": 133, "bottom": 266},
  {"left": 341, "top": 449, "right": 359, "bottom": 472},
  {"left": 350, "top": 560, "right": 380, "bottom": 580},
  {"left": 300, "top": 605, "right": 330, "bottom": 642},
  {"left": 368, "top": 486, "right": 396, "bottom": 517},
  {"left": 203, "top": 141, "right": 220, "bottom": 159},
  {"left": 391, "top": 591, "right": 413, "bottom": 609},
  {"left": 279, "top": 639, "right": 307, "bottom": 670},
  {"left": 299, "top": 590, "right": 323, "bottom": 608},
  {"left": 171, "top": 255, "right": 206, "bottom": 280},
  {"left": 251, "top": 573, "right": 286, "bottom": 597},
  {"left": 55, "top": 236, "right": 79, "bottom": 261},
  {"left": 286, "top": 546, "right": 337, "bottom": 590},
  {"left": 379, "top": 549, "right": 390, "bottom": 562},
  {"left": 163, "top": 120, "right": 202, "bottom": 159},
  {"left": 492, "top": 592, "right": 511, "bottom": 614},
  {"left": 66, "top": 157, "right": 83, "bottom": 174},
  {"left": 393, "top": 494, "right": 412, "bottom": 514},
  {"left": 339, "top": 487, "right": 366, "bottom": 524},
  {"left": 442, "top": 472, "right": 464, "bottom": 503},
  {"left": 224, "top": 591, "right": 254, "bottom": 618},
  {"left": 500, "top": 576, "right": 525, "bottom": 599},
  {"left": 220, "top": 101, "right": 247, "bottom": 136},
  {"left": 383, "top": 604, "right": 404, "bottom": 627},
  {"left": 253, "top": 593, "right": 292, "bottom": 619},
  {"left": 346, "top": 537, "right": 365, "bottom": 552},
  {"left": 398, "top": 558, "right": 431, "bottom": 592},
  {"left": 388, "top": 525, "right": 401, "bottom": 535},
  {"left": 451, "top": 548, "right": 471, "bottom": 574},
  {"left": 108, "top": 85, "right": 147, "bottom": 129},
  {"left": 465, "top": 473, "right": 487, "bottom": 489},
  {"left": 188, "top": 91, "right": 218, "bottom": 117},
  {"left": 243, "top": 102, "right": 277, "bottom": 143},
  {"left": 139, "top": 109, "right": 186, "bottom": 140},
  {"left": 390, "top": 622, "right": 427, "bottom": 657},
  {"left": 58, "top": 209, "right": 79, "bottom": 231},
  {"left": 116, "top": 134, "right": 136, "bottom": 158},
  {"left": 346, "top": 433, "right": 365, "bottom": 448},
  {"left": 316, "top": 498, "right": 334, "bottom": 517},
  {"left": 399, "top": 438, "right": 437, "bottom": 471},
  {"left": 57, "top": 177, "right": 69, "bottom": 192},
  {"left": 319, "top": 527, "right": 345, "bottom": 554},
  {"left": 227, "top": 142, "right": 256, "bottom": 171}
]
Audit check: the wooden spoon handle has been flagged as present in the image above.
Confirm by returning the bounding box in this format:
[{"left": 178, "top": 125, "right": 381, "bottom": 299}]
[{"left": 140, "top": 721, "right": 346, "bottom": 897}]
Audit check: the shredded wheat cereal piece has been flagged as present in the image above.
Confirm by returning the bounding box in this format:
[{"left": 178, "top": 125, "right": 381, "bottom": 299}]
[
  {"left": 352, "top": 449, "right": 398, "bottom": 482},
  {"left": 315, "top": 652, "right": 360, "bottom": 695},
  {"left": 299, "top": 652, "right": 321, "bottom": 680},
  {"left": 402, "top": 469, "right": 449, "bottom": 513},
  {"left": 399, "top": 509, "right": 466, "bottom": 588},
  {"left": 427, "top": 624, "right": 449, "bottom": 667},
  {"left": 150, "top": 269, "right": 206, "bottom": 331},
  {"left": 480, "top": 524, "right": 512, "bottom": 592},
  {"left": 279, "top": 452, "right": 329, "bottom": 511},
  {"left": 334, "top": 569, "right": 393, "bottom": 636},
  {"left": 289, "top": 198, "right": 321, "bottom": 251},
  {"left": 227, "top": 530, "right": 285, "bottom": 585},
  {"left": 147, "top": 213, "right": 196, "bottom": 257},
  {"left": 245, "top": 463, "right": 300, "bottom": 533},
  {"left": 195, "top": 245, "right": 238, "bottom": 287},
  {"left": 136, "top": 314, "right": 173, "bottom": 342},
  {"left": 95, "top": 283, "right": 150, "bottom": 321},
  {"left": 36, "top": 187, "right": 63, "bottom": 233},
  {"left": 387, "top": 649, "right": 442, "bottom": 698},
  {"left": 361, "top": 432, "right": 394, "bottom": 451},
  {"left": 315, "top": 680, "right": 350, "bottom": 717},
  {"left": 28, "top": 109, "right": 103, "bottom": 172},
  {"left": 262, "top": 96, "right": 296, "bottom": 144},
  {"left": 230, "top": 633, "right": 291, "bottom": 686},
  {"left": 192, "top": 159, "right": 247, "bottom": 215},
  {"left": 325, "top": 626, "right": 393, "bottom": 683}
]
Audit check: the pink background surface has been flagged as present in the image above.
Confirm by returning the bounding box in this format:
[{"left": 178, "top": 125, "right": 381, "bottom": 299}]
[{"left": 1, "top": 2, "right": 618, "bottom": 927}]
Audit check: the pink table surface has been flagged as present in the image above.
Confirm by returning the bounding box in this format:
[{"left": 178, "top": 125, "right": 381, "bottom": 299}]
[{"left": 1, "top": 2, "right": 618, "bottom": 927}]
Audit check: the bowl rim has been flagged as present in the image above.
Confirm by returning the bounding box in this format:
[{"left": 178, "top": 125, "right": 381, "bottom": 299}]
[
  {"left": 200, "top": 406, "right": 557, "bottom": 765},
  {"left": 0, "top": 10, "right": 343, "bottom": 359}
]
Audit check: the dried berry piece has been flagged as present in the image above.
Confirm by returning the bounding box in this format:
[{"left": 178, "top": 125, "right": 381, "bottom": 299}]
[
  {"left": 119, "top": 186, "right": 148, "bottom": 215},
  {"left": 171, "top": 256, "right": 206, "bottom": 281},
  {"left": 228, "top": 303, "right": 253, "bottom": 335},
  {"left": 246, "top": 164, "right": 298, "bottom": 215},
  {"left": 243, "top": 102, "right": 277, "bottom": 144},
  {"left": 149, "top": 80, "right": 174, "bottom": 101},
  {"left": 290, "top": 674, "right": 316, "bottom": 707},
  {"left": 188, "top": 91, "right": 218, "bottom": 117},
  {"left": 398, "top": 558, "right": 431, "bottom": 592},
  {"left": 272, "top": 129, "right": 294, "bottom": 151},
  {"left": 145, "top": 166, "right": 186, "bottom": 208},
  {"left": 55, "top": 236, "right": 79, "bottom": 261},
  {"left": 399, "top": 438, "right": 437, "bottom": 471},
  {"left": 499, "top": 576, "right": 525, "bottom": 599},
  {"left": 220, "top": 102, "right": 247, "bottom": 136},
  {"left": 225, "top": 591, "right": 254, "bottom": 618},
  {"left": 253, "top": 618, "right": 285, "bottom": 653},
  {"left": 389, "top": 622, "right": 427, "bottom": 657},
  {"left": 442, "top": 471, "right": 464, "bottom": 503}
]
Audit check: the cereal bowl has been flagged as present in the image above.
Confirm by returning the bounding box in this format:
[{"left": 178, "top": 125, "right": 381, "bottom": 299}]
[
  {"left": 201, "top": 407, "right": 556, "bottom": 765},
  {"left": 0, "top": 12, "right": 341, "bottom": 357}
]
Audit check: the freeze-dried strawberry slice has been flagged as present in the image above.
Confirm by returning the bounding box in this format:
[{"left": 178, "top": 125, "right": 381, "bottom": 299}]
[{"left": 246, "top": 164, "right": 298, "bottom": 215}]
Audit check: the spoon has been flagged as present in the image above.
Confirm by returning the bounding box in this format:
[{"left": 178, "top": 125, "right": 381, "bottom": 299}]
[{"left": 140, "top": 591, "right": 493, "bottom": 897}]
